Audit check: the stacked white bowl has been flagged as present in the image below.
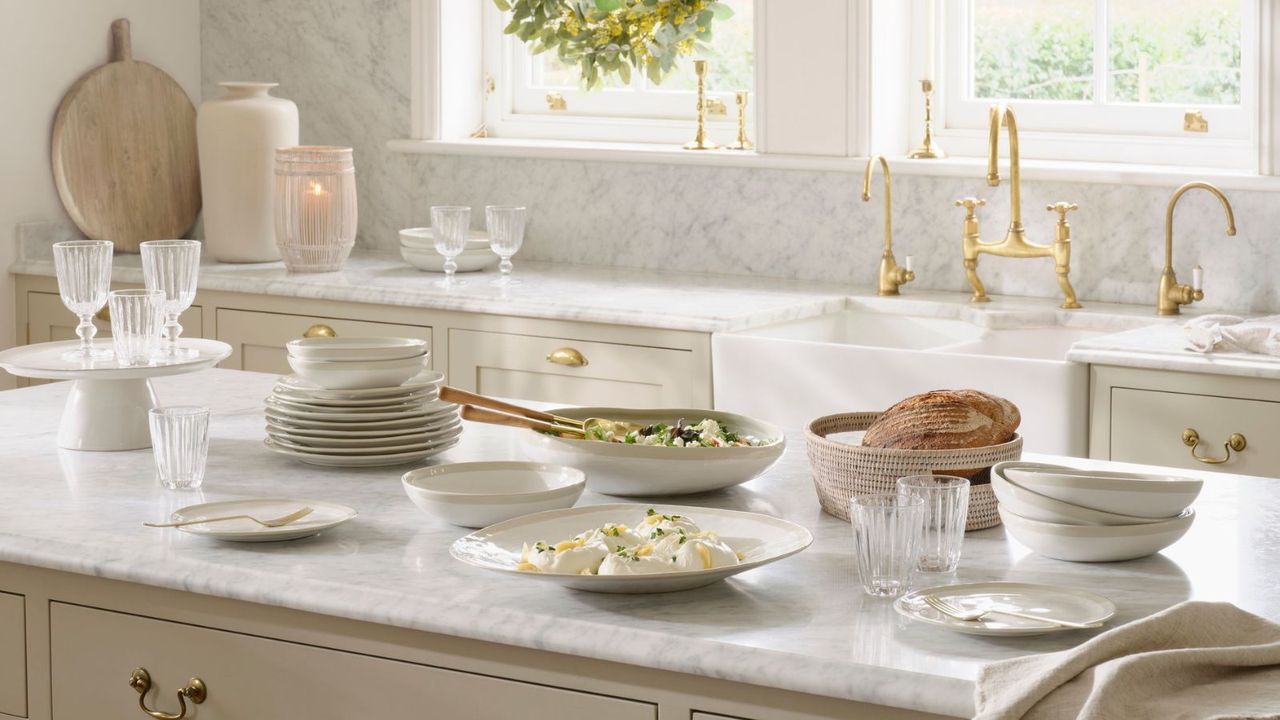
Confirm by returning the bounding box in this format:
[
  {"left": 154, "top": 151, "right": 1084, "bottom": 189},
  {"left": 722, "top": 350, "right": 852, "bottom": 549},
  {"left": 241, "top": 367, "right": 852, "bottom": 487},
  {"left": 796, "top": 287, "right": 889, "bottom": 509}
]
[
  {"left": 992, "top": 461, "right": 1202, "bottom": 562},
  {"left": 399, "top": 227, "right": 500, "bottom": 273},
  {"left": 262, "top": 337, "right": 460, "bottom": 467}
]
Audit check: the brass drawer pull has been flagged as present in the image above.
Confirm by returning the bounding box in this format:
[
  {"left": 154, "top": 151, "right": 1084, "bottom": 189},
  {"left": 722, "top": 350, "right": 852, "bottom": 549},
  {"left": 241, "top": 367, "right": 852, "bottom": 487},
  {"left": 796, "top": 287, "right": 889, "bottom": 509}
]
[
  {"left": 1182, "top": 428, "right": 1247, "bottom": 465},
  {"left": 129, "top": 668, "right": 207, "bottom": 720},
  {"left": 546, "top": 347, "right": 588, "bottom": 367},
  {"left": 303, "top": 323, "right": 336, "bottom": 338}
]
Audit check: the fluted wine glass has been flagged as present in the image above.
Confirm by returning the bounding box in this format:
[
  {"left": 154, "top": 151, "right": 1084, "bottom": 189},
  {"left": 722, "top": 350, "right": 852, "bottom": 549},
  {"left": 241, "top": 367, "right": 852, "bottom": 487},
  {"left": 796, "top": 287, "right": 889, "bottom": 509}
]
[
  {"left": 141, "top": 240, "right": 201, "bottom": 359},
  {"left": 431, "top": 206, "right": 471, "bottom": 287},
  {"left": 485, "top": 205, "right": 527, "bottom": 286},
  {"left": 52, "top": 240, "right": 114, "bottom": 361}
]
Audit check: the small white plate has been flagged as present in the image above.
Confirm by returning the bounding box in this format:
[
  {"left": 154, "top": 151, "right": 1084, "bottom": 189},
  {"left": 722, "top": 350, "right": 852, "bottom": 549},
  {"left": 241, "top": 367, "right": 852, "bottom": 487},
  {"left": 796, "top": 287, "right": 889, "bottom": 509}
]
[
  {"left": 276, "top": 370, "right": 444, "bottom": 399},
  {"left": 451, "top": 503, "right": 813, "bottom": 593},
  {"left": 166, "top": 498, "right": 357, "bottom": 542},
  {"left": 286, "top": 337, "right": 428, "bottom": 362},
  {"left": 266, "top": 417, "right": 461, "bottom": 439},
  {"left": 894, "top": 582, "right": 1116, "bottom": 637},
  {"left": 267, "top": 426, "right": 462, "bottom": 455},
  {"left": 263, "top": 437, "right": 459, "bottom": 467}
]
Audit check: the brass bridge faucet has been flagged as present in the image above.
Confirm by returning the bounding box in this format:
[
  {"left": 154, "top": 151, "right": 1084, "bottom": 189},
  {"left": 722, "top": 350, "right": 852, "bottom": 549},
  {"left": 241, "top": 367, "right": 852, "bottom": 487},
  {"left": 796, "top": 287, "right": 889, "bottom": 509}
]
[
  {"left": 955, "top": 105, "right": 1082, "bottom": 309},
  {"left": 862, "top": 156, "right": 915, "bottom": 295},
  {"left": 1157, "top": 181, "right": 1236, "bottom": 315}
]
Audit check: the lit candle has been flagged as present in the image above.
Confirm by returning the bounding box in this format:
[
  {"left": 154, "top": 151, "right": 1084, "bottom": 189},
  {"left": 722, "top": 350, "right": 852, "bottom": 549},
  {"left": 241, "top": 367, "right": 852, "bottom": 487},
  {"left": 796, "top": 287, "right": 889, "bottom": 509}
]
[{"left": 302, "top": 180, "right": 331, "bottom": 245}]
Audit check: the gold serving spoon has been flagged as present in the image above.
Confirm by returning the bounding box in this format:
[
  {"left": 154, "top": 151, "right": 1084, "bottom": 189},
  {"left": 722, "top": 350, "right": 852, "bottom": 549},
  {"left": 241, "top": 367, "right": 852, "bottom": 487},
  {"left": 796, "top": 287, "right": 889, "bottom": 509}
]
[
  {"left": 440, "top": 386, "right": 643, "bottom": 439},
  {"left": 145, "top": 506, "right": 315, "bottom": 529}
]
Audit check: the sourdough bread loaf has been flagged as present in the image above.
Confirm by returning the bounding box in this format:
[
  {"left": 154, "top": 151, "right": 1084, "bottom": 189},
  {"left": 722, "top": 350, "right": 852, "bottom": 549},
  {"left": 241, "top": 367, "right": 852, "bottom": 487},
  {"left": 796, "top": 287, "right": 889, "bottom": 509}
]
[{"left": 862, "top": 389, "right": 1021, "bottom": 451}]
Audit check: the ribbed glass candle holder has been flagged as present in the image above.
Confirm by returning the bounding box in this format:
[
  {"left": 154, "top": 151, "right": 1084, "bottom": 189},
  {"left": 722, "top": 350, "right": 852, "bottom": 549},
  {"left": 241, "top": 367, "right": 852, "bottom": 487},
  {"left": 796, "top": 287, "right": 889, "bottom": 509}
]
[{"left": 273, "top": 146, "right": 357, "bottom": 272}]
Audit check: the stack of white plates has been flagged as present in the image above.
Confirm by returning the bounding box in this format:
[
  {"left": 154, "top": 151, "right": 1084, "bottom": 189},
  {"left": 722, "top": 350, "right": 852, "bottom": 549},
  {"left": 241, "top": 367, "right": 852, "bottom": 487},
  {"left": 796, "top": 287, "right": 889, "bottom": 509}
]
[
  {"left": 399, "top": 227, "right": 499, "bottom": 273},
  {"left": 264, "top": 370, "right": 461, "bottom": 467},
  {"left": 992, "top": 461, "right": 1202, "bottom": 562}
]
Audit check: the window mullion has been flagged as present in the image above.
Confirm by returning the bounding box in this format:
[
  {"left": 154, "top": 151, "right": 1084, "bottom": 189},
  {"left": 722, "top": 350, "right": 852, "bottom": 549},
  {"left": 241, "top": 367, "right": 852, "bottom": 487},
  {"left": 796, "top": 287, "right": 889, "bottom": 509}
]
[{"left": 1093, "top": 0, "right": 1108, "bottom": 106}]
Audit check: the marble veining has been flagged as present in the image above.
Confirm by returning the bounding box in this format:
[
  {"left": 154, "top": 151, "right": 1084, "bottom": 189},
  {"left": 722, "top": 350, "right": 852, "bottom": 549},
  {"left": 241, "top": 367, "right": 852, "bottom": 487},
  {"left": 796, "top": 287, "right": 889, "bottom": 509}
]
[
  {"left": 1068, "top": 323, "right": 1280, "bottom": 379},
  {"left": 1, "top": 370, "right": 1279, "bottom": 717}
]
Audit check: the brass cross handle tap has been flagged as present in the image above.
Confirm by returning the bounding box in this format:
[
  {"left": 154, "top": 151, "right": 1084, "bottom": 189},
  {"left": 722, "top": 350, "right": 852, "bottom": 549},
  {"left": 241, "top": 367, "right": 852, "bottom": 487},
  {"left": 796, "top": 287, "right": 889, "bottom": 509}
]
[{"left": 955, "top": 197, "right": 987, "bottom": 216}]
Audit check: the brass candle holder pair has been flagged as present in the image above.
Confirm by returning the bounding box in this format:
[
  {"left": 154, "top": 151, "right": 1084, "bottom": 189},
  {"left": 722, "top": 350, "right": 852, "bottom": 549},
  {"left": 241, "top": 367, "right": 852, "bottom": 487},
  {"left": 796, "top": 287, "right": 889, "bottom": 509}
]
[{"left": 683, "top": 60, "right": 752, "bottom": 151}]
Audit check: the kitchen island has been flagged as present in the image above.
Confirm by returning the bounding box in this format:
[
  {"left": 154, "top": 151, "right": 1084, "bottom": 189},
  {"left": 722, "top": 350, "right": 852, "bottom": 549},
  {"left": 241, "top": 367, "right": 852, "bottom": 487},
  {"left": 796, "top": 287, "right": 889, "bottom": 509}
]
[{"left": 0, "top": 370, "right": 1275, "bottom": 719}]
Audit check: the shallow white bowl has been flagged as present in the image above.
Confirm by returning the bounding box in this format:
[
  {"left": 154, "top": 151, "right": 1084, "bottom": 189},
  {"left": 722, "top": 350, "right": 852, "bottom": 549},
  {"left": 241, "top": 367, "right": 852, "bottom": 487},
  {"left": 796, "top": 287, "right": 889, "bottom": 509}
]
[
  {"left": 991, "top": 470, "right": 1169, "bottom": 526},
  {"left": 995, "top": 461, "right": 1202, "bottom": 518},
  {"left": 400, "top": 245, "right": 499, "bottom": 273},
  {"left": 286, "top": 337, "right": 428, "bottom": 362},
  {"left": 519, "top": 407, "right": 785, "bottom": 496},
  {"left": 999, "top": 505, "right": 1195, "bottom": 562},
  {"left": 399, "top": 227, "right": 488, "bottom": 248},
  {"left": 286, "top": 354, "right": 428, "bottom": 390},
  {"left": 402, "top": 461, "right": 585, "bottom": 528}
]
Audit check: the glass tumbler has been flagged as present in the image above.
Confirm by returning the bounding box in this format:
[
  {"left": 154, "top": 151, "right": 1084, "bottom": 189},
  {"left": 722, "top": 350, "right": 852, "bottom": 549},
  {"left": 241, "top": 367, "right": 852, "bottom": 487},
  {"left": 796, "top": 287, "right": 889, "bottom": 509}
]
[
  {"left": 140, "top": 240, "right": 201, "bottom": 359},
  {"left": 52, "top": 240, "right": 114, "bottom": 360},
  {"left": 148, "top": 406, "right": 210, "bottom": 490},
  {"left": 849, "top": 494, "right": 925, "bottom": 598},
  {"left": 898, "top": 474, "right": 970, "bottom": 573},
  {"left": 430, "top": 205, "right": 471, "bottom": 287},
  {"left": 485, "top": 205, "right": 527, "bottom": 285},
  {"left": 107, "top": 289, "right": 164, "bottom": 366}
]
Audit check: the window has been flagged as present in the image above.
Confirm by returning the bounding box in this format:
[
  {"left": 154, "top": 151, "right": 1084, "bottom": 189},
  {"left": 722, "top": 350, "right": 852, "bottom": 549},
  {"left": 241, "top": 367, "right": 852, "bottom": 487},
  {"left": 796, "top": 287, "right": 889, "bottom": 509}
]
[
  {"left": 931, "top": 0, "right": 1257, "bottom": 168},
  {"left": 482, "top": 0, "right": 755, "bottom": 144}
]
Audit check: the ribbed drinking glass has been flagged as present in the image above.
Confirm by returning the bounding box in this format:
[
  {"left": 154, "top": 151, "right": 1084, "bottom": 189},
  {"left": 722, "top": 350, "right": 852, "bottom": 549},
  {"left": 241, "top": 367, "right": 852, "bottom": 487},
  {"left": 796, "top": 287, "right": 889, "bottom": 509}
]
[
  {"left": 850, "top": 494, "right": 924, "bottom": 598},
  {"left": 431, "top": 206, "right": 471, "bottom": 287},
  {"left": 140, "top": 240, "right": 201, "bottom": 359},
  {"left": 52, "top": 240, "right": 114, "bottom": 361},
  {"left": 107, "top": 289, "right": 164, "bottom": 367},
  {"left": 485, "top": 205, "right": 527, "bottom": 285},
  {"left": 148, "top": 406, "right": 210, "bottom": 490},
  {"left": 897, "top": 475, "right": 970, "bottom": 573}
]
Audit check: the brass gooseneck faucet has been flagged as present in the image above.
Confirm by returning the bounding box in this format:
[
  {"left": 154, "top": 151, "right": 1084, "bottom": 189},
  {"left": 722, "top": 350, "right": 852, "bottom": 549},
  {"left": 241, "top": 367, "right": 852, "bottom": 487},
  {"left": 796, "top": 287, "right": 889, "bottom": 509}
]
[
  {"left": 1157, "top": 181, "right": 1236, "bottom": 316},
  {"left": 956, "top": 105, "right": 1082, "bottom": 309},
  {"left": 862, "top": 156, "right": 915, "bottom": 295}
]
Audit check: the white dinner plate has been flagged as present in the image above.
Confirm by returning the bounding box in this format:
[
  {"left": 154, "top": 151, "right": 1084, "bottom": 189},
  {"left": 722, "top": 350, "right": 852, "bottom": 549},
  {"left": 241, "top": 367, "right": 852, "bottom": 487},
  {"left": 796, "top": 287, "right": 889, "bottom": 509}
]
[
  {"left": 166, "top": 498, "right": 357, "bottom": 542},
  {"left": 276, "top": 370, "right": 444, "bottom": 399},
  {"left": 266, "top": 395, "right": 436, "bottom": 415},
  {"left": 263, "top": 423, "right": 459, "bottom": 447},
  {"left": 265, "top": 397, "right": 452, "bottom": 422},
  {"left": 266, "top": 426, "right": 462, "bottom": 455},
  {"left": 270, "top": 386, "right": 437, "bottom": 407},
  {"left": 893, "top": 582, "right": 1116, "bottom": 637},
  {"left": 265, "top": 417, "right": 461, "bottom": 439},
  {"left": 265, "top": 405, "right": 458, "bottom": 431},
  {"left": 263, "top": 437, "right": 459, "bottom": 467},
  {"left": 451, "top": 503, "right": 813, "bottom": 593}
]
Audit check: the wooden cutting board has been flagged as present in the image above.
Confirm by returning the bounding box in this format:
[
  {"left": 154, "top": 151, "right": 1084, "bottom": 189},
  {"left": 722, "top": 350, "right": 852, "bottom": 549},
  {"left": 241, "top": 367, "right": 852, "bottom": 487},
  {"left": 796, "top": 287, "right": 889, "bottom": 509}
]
[{"left": 51, "top": 18, "right": 200, "bottom": 252}]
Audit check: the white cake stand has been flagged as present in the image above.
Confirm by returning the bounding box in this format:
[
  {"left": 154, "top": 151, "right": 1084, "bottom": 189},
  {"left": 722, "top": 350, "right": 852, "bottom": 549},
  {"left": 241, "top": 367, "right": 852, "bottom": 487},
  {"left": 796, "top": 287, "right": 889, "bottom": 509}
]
[{"left": 0, "top": 339, "right": 232, "bottom": 451}]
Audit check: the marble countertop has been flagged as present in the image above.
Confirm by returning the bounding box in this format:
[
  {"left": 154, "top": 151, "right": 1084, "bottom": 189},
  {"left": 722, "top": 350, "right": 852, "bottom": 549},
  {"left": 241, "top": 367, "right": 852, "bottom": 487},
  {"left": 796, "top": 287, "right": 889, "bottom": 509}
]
[
  {"left": 1068, "top": 322, "right": 1280, "bottom": 380},
  {"left": 2, "top": 370, "right": 1276, "bottom": 718}
]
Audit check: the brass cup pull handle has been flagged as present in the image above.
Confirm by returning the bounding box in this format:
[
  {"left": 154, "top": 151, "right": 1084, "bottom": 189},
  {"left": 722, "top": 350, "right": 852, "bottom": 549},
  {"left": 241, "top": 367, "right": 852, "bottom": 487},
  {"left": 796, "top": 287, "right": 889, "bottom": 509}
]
[
  {"left": 546, "top": 347, "right": 588, "bottom": 367},
  {"left": 1182, "top": 428, "right": 1246, "bottom": 465},
  {"left": 129, "top": 668, "right": 207, "bottom": 720},
  {"left": 303, "top": 323, "right": 336, "bottom": 338}
]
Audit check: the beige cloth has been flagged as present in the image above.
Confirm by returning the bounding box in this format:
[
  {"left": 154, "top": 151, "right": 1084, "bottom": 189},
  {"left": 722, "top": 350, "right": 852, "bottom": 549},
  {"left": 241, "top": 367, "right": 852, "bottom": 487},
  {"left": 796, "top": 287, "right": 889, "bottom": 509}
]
[
  {"left": 1185, "top": 314, "right": 1280, "bottom": 355},
  {"left": 974, "top": 601, "right": 1280, "bottom": 720}
]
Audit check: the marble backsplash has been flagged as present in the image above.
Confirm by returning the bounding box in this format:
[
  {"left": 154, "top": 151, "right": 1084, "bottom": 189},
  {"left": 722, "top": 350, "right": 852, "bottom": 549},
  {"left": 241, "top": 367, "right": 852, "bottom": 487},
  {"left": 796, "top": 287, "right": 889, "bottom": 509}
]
[{"left": 200, "top": 0, "right": 1278, "bottom": 313}]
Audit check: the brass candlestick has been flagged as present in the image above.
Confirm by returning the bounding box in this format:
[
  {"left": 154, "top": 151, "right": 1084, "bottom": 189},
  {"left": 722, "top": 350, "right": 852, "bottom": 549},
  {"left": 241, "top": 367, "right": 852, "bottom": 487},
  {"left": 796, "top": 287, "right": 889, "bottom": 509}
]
[
  {"left": 908, "top": 79, "right": 946, "bottom": 159},
  {"left": 683, "top": 60, "right": 719, "bottom": 150},
  {"left": 728, "top": 90, "right": 754, "bottom": 150}
]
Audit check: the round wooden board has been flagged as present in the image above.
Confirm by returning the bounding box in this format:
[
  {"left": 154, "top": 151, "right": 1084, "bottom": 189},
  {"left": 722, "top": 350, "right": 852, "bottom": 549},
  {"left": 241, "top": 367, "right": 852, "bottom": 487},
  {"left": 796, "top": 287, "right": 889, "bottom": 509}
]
[{"left": 51, "top": 19, "right": 200, "bottom": 253}]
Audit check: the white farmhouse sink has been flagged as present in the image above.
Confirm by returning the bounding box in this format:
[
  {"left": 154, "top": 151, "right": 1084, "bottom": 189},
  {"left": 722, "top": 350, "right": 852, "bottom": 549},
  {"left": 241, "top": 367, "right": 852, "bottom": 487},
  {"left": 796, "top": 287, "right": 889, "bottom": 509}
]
[{"left": 713, "top": 308, "right": 1102, "bottom": 455}]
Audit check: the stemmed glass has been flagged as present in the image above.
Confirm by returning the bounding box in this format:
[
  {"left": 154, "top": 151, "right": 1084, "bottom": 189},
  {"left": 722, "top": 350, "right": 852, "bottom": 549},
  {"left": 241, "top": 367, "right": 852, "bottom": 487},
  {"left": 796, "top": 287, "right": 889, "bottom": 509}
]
[
  {"left": 430, "top": 206, "right": 471, "bottom": 287},
  {"left": 485, "top": 206, "right": 527, "bottom": 286},
  {"left": 52, "top": 240, "right": 114, "bottom": 361},
  {"left": 141, "top": 240, "right": 201, "bottom": 359}
]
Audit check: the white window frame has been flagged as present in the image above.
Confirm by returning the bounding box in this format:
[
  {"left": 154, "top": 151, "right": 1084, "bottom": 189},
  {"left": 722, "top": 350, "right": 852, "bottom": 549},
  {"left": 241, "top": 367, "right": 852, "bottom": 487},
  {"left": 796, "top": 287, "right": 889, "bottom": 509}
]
[{"left": 915, "top": 0, "right": 1262, "bottom": 170}]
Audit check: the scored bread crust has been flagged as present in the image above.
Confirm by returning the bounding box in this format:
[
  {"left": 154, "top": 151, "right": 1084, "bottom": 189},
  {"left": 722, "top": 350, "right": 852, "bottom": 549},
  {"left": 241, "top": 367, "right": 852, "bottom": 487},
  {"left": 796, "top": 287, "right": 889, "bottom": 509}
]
[{"left": 862, "top": 389, "right": 1021, "bottom": 451}]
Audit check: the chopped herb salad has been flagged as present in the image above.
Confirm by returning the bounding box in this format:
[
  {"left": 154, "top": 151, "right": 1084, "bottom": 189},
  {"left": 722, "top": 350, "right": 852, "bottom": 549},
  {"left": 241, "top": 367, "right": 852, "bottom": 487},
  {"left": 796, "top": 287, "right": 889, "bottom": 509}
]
[{"left": 586, "top": 418, "right": 769, "bottom": 448}]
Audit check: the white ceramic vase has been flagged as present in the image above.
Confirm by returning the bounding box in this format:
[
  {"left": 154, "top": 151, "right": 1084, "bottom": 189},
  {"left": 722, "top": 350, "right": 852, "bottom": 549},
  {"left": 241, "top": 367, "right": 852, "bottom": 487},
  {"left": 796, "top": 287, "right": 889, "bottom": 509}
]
[{"left": 197, "top": 82, "right": 299, "bottom": 263}]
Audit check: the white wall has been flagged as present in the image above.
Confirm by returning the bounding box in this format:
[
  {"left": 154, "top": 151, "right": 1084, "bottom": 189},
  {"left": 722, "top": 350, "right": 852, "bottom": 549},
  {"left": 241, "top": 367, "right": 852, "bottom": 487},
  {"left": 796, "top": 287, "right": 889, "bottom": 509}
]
[{"left": 0, "top": 0, "right": 201, "bottom": 388}]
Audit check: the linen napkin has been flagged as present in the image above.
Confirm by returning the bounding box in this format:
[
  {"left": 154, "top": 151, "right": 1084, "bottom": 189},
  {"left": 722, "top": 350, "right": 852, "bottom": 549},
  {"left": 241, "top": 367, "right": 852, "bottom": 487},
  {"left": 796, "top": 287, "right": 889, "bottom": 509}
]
[
  {"left": 1185, "top": 314, "right": 1280, "bottom": 356},
  {"left": 974, "top": 601, "right": 1280, "bottom": 720}
]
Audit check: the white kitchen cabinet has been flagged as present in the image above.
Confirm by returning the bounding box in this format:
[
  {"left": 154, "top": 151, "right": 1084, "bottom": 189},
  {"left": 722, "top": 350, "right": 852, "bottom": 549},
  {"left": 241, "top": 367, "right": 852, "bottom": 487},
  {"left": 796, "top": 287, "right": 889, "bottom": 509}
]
[
  {"left": 215, "top": 308, "right": 433, "bottom": 376},
  {"left": 0, "top": 591, "right": 24, "bottom": 718}
]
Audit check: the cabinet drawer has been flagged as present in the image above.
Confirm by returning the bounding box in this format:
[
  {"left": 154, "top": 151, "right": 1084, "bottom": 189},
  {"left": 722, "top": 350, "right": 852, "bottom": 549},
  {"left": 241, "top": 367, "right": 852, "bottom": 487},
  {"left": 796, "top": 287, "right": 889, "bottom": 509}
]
[
  {"left": 449, "top": 329, "right": 705, "bottom": 407},
  {"left": 1110, "top": 388, "right": 1280, "bottom": 476},
  {"left": 216, "top": 309, "right": 432, "bottom": 375},
  {"left": 50, "top": 603, "right": 654, "bottom": 720},
  {"left": 0, "top": 592, "right": 24, "bottom": 717}
]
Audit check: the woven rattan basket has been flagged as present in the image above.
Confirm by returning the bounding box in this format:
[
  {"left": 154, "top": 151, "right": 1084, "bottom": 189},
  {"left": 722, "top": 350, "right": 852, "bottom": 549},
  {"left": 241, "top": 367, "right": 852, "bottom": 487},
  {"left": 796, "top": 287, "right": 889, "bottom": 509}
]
[{"left": 805, "top": 412, "right": 1023, "bottom": 531}]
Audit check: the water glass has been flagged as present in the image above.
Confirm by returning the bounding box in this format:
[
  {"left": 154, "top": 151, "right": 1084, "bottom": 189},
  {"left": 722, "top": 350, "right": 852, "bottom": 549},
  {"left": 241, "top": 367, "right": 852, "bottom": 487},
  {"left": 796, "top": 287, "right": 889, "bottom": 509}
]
[
  {"left": 52, "top": 240, "right": 114, "bottom": 360},
  {"left": 898, "top": 475, "right": 970, "bottom": 572},
  {"left": 849, "top": 494, "right": 924, "bottom": 598},
  {"left": 148, "top": 406, "right": 210, "bottom": 490},
  {"left": 430, "top": 205, "right": 471, "bottom": 287},
  {"left": 485, "top": 205, "right": 527, "bottom": 285},
  {"left": 140, "top": 240, "right": 201, "bottom": 359},
  {"left": 108, "top": 289, "right": 164, "bottom": 366}
]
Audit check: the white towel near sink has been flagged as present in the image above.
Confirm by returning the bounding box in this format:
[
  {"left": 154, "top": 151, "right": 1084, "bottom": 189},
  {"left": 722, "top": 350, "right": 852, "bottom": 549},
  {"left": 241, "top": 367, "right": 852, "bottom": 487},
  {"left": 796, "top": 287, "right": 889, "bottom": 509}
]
[{"left": 1186, "top": 314, "right": 1280, "bottom": 356}]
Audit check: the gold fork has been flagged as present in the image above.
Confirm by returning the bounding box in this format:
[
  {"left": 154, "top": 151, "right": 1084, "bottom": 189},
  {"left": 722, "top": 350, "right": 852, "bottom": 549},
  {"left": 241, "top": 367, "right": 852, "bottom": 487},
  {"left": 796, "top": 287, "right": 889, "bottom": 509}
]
[
  {"left": 145, "top": 506, "right": 314, "bottom": 529},
  {"left": 924, "top": 593, "right": 1101, "bottom": 629}
]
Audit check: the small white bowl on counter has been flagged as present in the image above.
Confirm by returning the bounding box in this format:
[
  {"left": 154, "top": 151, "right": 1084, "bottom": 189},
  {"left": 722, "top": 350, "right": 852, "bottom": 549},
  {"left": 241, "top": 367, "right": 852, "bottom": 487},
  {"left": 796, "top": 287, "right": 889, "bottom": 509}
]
[
  {"left": 287, "top": 354, "right": 427, "bottom": 390},
  {"left": 997, "top": 461, "right": 1202, "bottom": 518},
  {"left": 286, "top": 337, "right": 428, "bottom": 362},
  {"left": 402, "top": 461, "right": 586, "bottom": 528},
  {"left": 991, "top": 471, "right": 1168, "bottom": 526},
  {"left": 999, "top": 506, "right": 1195, "bottom": 562}
]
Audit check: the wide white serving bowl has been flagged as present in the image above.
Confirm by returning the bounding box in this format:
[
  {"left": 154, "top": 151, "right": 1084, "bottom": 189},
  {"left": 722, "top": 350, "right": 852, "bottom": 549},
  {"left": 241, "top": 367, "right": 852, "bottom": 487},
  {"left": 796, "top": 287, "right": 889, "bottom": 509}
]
[
  {"left": 519, "top": 407, "right": 785, "bottom": 496},
  {"left": 999, "top": 505, "right": 1195, "bottom": 562},
  {"left": 286, "top": 337, "right": 429, "bottom": 362},
  {"left": 991, "top": 470, "right": 1168, "bottom": 526},
  {"left": 399, "top": 227, "right": 488, "bottom": 248},
  {"left": 402, "top": 461, "right": 585, "bottom": 528},
  {"left": 400, "top": 245, "right": 499, "bottom": 273},
  {"left": 286, "top": 354, "right": 427, "bottom": 390},
  {"left": 995, "top": 461, "right": 1202, "bottom": 518},
  {"left": 451, "top": 503, "right": 813, "bottom": 593}
]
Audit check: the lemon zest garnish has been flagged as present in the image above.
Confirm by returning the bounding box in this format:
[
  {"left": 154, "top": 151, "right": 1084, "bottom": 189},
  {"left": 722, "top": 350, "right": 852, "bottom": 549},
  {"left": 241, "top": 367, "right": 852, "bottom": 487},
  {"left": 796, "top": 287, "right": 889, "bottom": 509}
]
[
  {"left": 555, "top": 538, "right": 585, "bottom": 554},
  {"left": 635, "top": 544, "right": 654, "bottom": 557},
  {"left": 520, "top": 542, "right": 530, "bottom": 564},
  {"left": 735, "top": 551, "right": 746, "bottom": 561},
  {"left": 516, "top": 562, "right": 541, "bottom": 573},
  {"left": 697, "top": 543, "right": 712, "bottom": 569}
]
